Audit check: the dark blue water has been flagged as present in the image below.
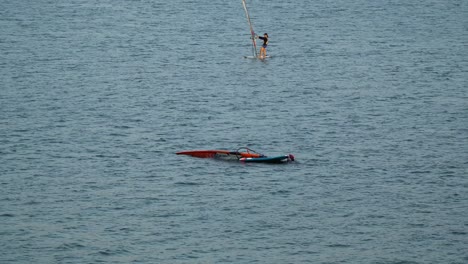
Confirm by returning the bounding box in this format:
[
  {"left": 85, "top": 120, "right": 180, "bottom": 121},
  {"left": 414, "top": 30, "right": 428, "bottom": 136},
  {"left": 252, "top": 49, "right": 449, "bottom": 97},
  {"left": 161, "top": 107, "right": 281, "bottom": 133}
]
[{"left": 1, "top": 0, "right": 467, "bottom": 263}]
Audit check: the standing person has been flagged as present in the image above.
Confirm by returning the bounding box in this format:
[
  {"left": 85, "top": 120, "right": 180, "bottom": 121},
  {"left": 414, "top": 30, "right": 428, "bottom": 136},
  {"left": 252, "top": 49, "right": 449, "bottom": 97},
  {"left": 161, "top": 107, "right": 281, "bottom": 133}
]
[{"left": 258, "top": 33, "right": 268, "bottom": 58}]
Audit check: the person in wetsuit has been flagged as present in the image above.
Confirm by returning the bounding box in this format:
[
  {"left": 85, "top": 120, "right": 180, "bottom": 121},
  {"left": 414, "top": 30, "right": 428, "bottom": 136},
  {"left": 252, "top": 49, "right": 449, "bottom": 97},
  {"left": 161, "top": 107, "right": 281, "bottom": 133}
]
[{"left": 258, "top": 33, "right": 268, "bottom": 58}]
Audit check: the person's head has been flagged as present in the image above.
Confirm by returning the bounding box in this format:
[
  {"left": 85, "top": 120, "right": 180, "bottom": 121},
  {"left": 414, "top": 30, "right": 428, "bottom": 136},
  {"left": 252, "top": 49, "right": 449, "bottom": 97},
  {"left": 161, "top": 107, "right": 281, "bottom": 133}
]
[{"left": 264, "top": 33, "right": 268, "bottom": 37}]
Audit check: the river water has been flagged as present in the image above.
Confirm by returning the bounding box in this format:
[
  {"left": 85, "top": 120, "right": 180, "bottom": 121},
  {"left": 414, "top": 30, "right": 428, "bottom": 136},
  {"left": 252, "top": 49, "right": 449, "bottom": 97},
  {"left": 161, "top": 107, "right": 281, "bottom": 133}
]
[{"left": 1, "top": 0, "right": 467, "bottom": 263}]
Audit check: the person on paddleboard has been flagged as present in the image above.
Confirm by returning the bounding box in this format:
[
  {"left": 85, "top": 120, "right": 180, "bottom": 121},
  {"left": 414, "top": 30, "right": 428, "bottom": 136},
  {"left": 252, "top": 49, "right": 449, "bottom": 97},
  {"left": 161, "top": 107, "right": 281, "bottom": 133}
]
[{"left": 258, "top": 33, "right": 268, "bottom": 58}]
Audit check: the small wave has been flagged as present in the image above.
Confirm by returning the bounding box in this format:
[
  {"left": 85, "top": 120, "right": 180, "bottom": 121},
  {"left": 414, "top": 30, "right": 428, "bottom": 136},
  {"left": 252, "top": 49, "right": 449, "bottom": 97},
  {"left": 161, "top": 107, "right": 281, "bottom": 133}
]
[
  {"left": 174, "top": 181, "right": 202, "bottom": 186},
  {"left": 57, "top": 242, "right": 86, "bottom": 250},
  {"left": 451, "top": 230, "right": 467, "bottom": 235},
  {"left": 97, "top": 247, "right": 131, "bottom": 256},
  {"left": 0, "top": 213, "right": 15, "bottom": 217},
  {"left": 270, "top": 189, "right": 291, "bottom": 196},
  {"left": 326, "top": 243, "right": 351, "bottom": 248}
]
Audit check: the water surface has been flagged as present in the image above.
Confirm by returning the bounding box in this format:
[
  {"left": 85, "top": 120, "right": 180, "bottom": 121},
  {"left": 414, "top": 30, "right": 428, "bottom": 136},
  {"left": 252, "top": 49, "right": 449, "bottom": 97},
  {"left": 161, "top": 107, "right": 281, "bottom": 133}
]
[{"left": 1, "top": 0, "right": 467, "bottom": 263}]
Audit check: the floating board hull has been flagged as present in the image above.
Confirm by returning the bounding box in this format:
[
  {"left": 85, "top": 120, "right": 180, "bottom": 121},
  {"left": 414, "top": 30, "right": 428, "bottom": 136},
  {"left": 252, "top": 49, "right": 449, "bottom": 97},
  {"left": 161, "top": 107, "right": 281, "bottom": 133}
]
[{"left": 239, "top": 155, "right": 293, "bottom": 163}]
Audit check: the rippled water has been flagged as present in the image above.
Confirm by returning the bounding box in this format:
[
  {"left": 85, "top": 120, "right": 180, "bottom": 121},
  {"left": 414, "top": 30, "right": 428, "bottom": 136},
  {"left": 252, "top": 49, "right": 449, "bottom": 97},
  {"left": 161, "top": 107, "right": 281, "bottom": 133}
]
[{"left": 1, "top": 0, "right": 467, "bottom": 263}]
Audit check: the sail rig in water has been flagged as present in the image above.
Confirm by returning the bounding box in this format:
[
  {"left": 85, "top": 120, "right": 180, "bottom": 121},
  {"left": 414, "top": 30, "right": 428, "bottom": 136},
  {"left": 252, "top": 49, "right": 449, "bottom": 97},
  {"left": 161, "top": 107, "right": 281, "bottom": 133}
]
[{"left": 241, "top": 0, "right": 258, "bottom": 57}]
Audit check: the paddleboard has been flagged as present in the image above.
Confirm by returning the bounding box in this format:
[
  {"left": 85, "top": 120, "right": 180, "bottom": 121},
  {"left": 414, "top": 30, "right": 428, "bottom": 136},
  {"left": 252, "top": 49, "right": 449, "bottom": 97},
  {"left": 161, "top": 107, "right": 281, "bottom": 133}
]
[{"left": 243, "top": 55, "right": 271, "bottom": 59}]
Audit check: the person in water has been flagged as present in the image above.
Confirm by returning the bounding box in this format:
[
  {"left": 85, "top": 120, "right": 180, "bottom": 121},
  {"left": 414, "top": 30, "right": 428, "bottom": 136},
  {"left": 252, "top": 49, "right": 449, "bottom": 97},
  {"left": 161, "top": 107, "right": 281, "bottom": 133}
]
[{"left": 258, "top": 33, "right": 268, "bottom": 58}]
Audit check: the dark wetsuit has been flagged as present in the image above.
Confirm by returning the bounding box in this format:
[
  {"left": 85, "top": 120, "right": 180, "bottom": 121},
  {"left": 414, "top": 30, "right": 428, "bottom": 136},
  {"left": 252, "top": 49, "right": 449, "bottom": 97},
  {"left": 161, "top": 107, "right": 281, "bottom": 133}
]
[{"left": 259, "top": 36, "right": 268, "bottom": 48}]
